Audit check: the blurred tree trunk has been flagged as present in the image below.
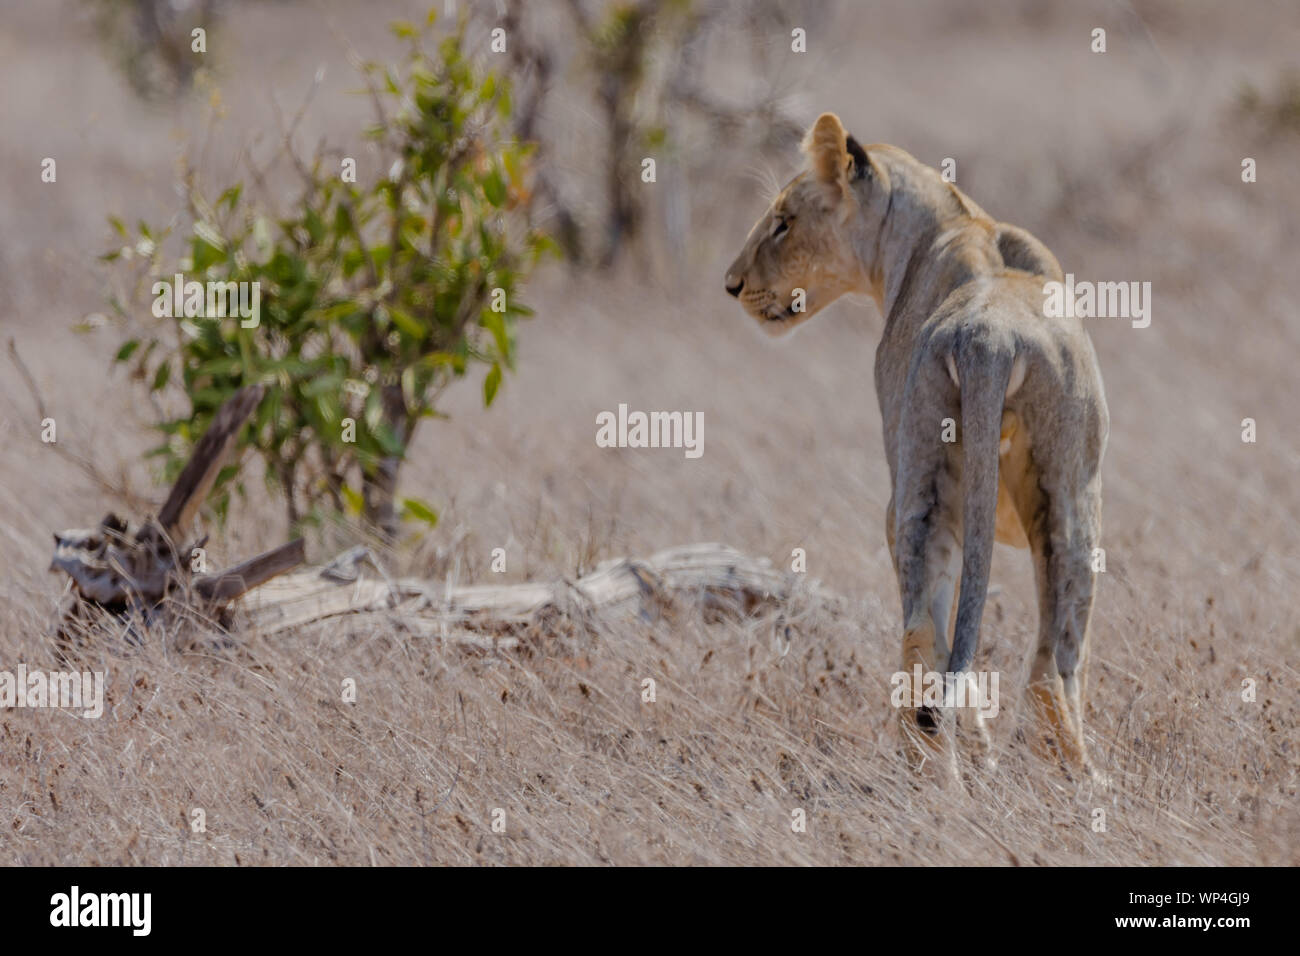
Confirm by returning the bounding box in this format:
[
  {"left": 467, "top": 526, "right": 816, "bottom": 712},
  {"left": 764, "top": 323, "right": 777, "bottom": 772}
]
[
  {"left": 595, "top": 2, "right": 655, "bottom": 267},
  {"left": 362, "top": 383, "right": 410, "bottom": 542}
]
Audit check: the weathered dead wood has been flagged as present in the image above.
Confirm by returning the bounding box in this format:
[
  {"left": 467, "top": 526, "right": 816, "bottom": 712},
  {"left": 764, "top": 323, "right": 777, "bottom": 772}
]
[
  {"left": 45, "top": 384, "right": 826, "bottom": 651},
  {"left": 236, "top": 543, "right": 832, "bottom": 646},
  {"left": 49, "top": 384, "right": 305, "bottom": 640},
  {"left": 193, "top": 539, "right": 307, "bottom": 603},
  {"left": 158, "top": 384, "right": 265, "bottom": 537}
]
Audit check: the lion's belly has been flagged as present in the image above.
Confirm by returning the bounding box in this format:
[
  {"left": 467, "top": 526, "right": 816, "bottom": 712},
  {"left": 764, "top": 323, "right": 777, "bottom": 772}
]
[
  {"left": 995, "top": 477, "right": 1029, "bottom": 548},
  {"left": 994, "top": 410, "right": 1030, "bottom": 549}
]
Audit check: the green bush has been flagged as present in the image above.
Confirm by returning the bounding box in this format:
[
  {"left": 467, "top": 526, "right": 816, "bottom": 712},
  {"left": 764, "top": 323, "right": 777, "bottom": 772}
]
[{"left": 104, "top": 13, "right": 555, "bottom": 539}]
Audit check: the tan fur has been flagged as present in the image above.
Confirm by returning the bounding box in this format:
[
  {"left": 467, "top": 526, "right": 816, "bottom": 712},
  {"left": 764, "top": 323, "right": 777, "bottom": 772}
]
[{"left": 725, "top": 113, "right": 1109, "bottom": 784}]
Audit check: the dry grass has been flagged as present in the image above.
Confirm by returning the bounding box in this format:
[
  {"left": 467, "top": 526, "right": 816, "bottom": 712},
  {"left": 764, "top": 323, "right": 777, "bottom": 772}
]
[
  {"left": 0, "top": 0, "right": 1296, "bottom": 865},
  {"left": 1, "top": 563, "right": 1293, "bottom": 865}
]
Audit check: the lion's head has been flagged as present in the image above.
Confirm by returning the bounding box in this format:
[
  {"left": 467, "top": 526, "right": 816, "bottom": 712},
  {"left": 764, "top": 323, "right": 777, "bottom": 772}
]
[{"left": 724, "top": 112, "right": 884, "bottom": 336}]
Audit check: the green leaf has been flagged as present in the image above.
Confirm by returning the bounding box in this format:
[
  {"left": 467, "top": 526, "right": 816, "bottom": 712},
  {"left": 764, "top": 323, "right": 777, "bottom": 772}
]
[
  {"left": 341, "top": 248, "right": 365, "bottom": 277},
  {"left": 319, "top": 301, "right": 359, "bottom": 323},
  {"left": 192, "top": 223, "right": 226, "bottom": 271},
  {"left": 389, "top": 307, "right": 427, "bottom": 341},
  {"left": 193, "top": 220, "right": 225, "bottom": 248},
  {"left": 401, "top": 364, "right": 418, "bottom": 407},
  {"left": 341, "top": 483, "right": 365, "bottom": 516},
  {"left": 480, "top": 308, "right": 510, "bottom": 359},
  {"left": 482, "top": 166, "right": 507, "bottom": 207},
  {"left": 108, "top": 215, "right": 128, "bottom": 238},
  {"left": 531, "top": 234, "right": 563, "bottom": 263},
  {"left": 400, "top": 497, "right": 439, "bottom": 527},
  {"left": 333, "top": 203, "right": 354, "bottom": 238},
  {"left": 302, "top": 373, "right": 343, "bottom": 398},
  {"left": 363, "top": 388, "right": 383, "bottom": 431},
  {"left": 483, "top": 362, "right": 502, "bottom": 406},
  {"left": 502, "top": 149, "right": 524, "bottom": 190},
  {"left": 315, "top": 393, "right": 341, "bottom": 427},
  {"left": 373, "top": 422, "right": 405, "bottom": 457},
  {"left": 114, "top": 340, "right": 140, "bottom": 363},
  {"left": 304, "top": 208, "right": 326, "bottom": 245},
  {"left": 217, "top": 184, "right": 243, "bottom": 212},
  {"left": 151, "top": 362, "right": 171, "bottom": 392}
]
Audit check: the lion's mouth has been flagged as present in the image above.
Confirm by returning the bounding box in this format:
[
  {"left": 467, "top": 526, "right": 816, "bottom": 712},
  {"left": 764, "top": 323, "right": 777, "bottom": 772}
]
[{"left": 742, "top": 292, "right": 809, "bottom": 329}]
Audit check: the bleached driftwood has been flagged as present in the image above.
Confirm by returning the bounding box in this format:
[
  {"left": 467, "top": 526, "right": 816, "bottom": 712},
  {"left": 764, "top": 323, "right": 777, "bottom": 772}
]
[{"left": 236, "top": 542, "right": 813, "bottom": 648}]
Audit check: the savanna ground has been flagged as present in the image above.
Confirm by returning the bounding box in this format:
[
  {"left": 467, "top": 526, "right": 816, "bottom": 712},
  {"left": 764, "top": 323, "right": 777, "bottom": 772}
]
[{"left": 0, "top": 0, "right": 1296, "bottom": 865}]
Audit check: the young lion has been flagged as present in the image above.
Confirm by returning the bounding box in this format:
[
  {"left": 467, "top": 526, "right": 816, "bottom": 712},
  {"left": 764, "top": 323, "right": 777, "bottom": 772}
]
[{"left": 725, "top": 113, "right": 1109, "bottom": 783}]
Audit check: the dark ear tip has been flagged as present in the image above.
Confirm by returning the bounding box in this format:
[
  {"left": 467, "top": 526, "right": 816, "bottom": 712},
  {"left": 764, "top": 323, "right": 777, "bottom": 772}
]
[{"left": 845, "top": 134, "right": 870, "bottom": 179}]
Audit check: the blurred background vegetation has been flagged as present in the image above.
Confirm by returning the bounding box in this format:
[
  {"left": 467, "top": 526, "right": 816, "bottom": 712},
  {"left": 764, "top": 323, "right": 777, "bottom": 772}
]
[{"left": 91, "top": 0, "right": 822, "bottom": 542}]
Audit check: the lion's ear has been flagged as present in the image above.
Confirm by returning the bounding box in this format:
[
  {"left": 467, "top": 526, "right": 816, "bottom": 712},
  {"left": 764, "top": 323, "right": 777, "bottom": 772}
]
[{"left": 804, "top": 113, "right": 848, "bottom": 185}]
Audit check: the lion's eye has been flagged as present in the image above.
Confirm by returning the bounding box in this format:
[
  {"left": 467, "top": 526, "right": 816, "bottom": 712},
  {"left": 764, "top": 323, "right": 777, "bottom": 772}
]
[{"left": 771, "top": 217, "right": 790, "bottom": 239}]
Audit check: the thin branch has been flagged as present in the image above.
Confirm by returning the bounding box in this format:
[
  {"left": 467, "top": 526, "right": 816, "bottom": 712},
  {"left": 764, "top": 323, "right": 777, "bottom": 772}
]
[
  {"left": 7, "top": 336, "right": 47, "bottom": 421},
  {"left": 6, "top": 338, "right": 153, "bottom": 511}
]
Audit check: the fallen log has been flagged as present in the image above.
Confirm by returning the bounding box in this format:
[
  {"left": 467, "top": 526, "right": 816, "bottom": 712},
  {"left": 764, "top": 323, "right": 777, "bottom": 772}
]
[
  {"left": 235, "top": 542, "right": 834, "bottom": 647},
  {"left": 48, "top": 386, "right": 831, "bottom": 651}
]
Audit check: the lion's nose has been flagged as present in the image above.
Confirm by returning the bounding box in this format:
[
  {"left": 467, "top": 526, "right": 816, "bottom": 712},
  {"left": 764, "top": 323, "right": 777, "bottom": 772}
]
[{"left": 725, "top": 274, "right": 744, "bottom": 297}]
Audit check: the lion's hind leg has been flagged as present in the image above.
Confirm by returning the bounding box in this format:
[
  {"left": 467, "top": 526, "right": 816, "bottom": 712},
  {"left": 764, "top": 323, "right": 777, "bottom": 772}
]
[
  {"left": 892, "top": 459, "right": 963, "bottom": 784},
  {"left": 1022, "top": 477, "right": 1105, "bottom": 785},
  {"left": 999, "top": 409, "right": 1105, "bottom": 784}
]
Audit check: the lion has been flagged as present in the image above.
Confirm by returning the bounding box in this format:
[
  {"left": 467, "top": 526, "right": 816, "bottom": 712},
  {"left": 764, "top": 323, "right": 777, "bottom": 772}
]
[{"left": 725, "top": 113, "right": 1109, "bottom": 784}]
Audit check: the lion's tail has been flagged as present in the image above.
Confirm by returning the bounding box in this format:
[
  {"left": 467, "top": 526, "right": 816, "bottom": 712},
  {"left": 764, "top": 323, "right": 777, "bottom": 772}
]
[{"left": 947, "top": 331, "right": 1019, "bottom": 675}]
